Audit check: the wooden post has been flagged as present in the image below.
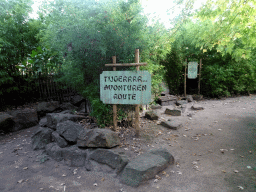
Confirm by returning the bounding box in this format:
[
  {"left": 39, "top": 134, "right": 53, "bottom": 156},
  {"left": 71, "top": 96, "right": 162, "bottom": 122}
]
[
  {"left": 198, "top": 58, "right": 202, "bottom": 95},
  {"left": 135, "top": 49, "right": 140, "bottom": 137},
  {"left": 184, "top": 58, "right": 187, "bottom": 97},
  {"left": 112, "top": 56, "right": 117, "bottom": 131}
]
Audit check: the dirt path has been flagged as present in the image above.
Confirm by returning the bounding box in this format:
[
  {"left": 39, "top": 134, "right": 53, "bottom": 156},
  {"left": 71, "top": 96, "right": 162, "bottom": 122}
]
[{"left": 0, "top": 95, "right": 255, "bottom": 192}]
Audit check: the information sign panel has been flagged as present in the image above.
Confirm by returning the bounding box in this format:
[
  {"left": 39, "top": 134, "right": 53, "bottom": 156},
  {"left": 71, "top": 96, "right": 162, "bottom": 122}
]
[
  {"left": 100, "top": 71, "right": 151, "bottom": 104},
  {"left": 188, "top": 62, "right": 198, "bottom": 79}
]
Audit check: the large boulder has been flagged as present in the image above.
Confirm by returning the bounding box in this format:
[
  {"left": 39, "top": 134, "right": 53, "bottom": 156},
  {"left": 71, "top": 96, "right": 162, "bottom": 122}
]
[
  {"left": 160, "top": 121, "right": 182, "bottom": 130},
  {"left": 37, "top": 101, "right": 60, "bottom": 118},
  {"left": 46, "top": 113, "right": 85, "bottom": 130},
  {"left": 61, "top": 145, "right": 88, "bottom": 167},
  {"left": 149, "top": 148, "right": 175, "bottom": 164},
  {"left": 45, "top": 142, "right": 63, "bottom": 162},
  {"left": 165, "top": 108, "right": 181, "bottom": 116},
  {"left": 0, "top": 113, "right": 15, "bottom": 133},
  {"left": 52, "top": 131, "right": 69, "bottom": 148},
  {"left": 7, "top": 109, "right": 38, "bottom": 132},
  {"left": 145, "top": 111, "right": 159, "bottom": 120},
  {"left": 56, "top": 120, "right": 84, "bottom": 143},
  {"left": 89, "top": 149, "right": 129, "bottom": 174},
  {"left": 31, "top": 127, "right": 53, "bottom": 150},
  {"left": 158, "top": 95, "right": 177, "bottom": 106},
  {"left": 121, "top": 148, "right": 174, "bottom": 187},
  {"left": 77, "top": 128, "right": 120, "bottom": 148},
  {"left": 45, "top": 143, "right": 88, "bottom": 167}
]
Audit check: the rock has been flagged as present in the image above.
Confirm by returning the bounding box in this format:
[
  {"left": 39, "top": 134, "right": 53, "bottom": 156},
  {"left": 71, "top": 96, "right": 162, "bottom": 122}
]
[
  {"left": 192, "top": 95, "right": 203, "bottom": 101},
  {"left": 121, "top": 149, "right": 173, "bottom": 187},
  {"left": 71, "top": 95, "right": 85, "bottom": 107},
  {"left": 89, "top": 149, "right": 129, "bottom": 174},
  {"left": 59, "top": 102, "right": 78, "bottom": 111},
  {"left": 52, "top": 131, "right": 69, "bottom": 148},
  {"left": 46, "top": 113, "right": 85, "bottom": 130},
  {"left": 145, "top": 111, "right": 159, "bottom": 120},
  {"left": 39, "top": 117, "right": 47, "bottom": 127},
  {"left": 31, "top": 127, "right": 53, "bottom": 150},
  {"left": 191, "top": 105, "right": 204, "bottom": 110},
  {"left": 45, "top": 143, "right": 88, "bottom": 167},
  {"left": 186, "top": 95, "right": 193, "bottom": 102},
  {"left": 0, "top": 113, "right": 15, "bottom": 133},
  {"left": 56, "top": 120, "right": 84, "bottom": 143},
  {"left": 61, "top": 145, "right": 87, "bottom": 167},
  {"left": 77, "top": 128, "right": 120, "bottom": 148},
  {"left": 150, "top": 104, "right": 162, "bottom": 110},
  {"left": 149, "top": 148, "right": 175, "bottom": 164},
  {"left": 7, "top": 109, "right": 38, "bottom": 132},
  {"left": 158, "top": 95, "right": 177, "bottom": 106},
  {"left": 165, "top": 108, "right": 181, "bottom": 116},
  {"left": 176, "top": 100, "right": 188, "bottom": 106},
  {"left": 45, "top": 142, "right": 63, "bottom": 162},
  {"left": 37, "top": 101, "right": 60, "bottom": 118},
  {"left": 160, "top": 121, "right": 182, "bottom": 130}
]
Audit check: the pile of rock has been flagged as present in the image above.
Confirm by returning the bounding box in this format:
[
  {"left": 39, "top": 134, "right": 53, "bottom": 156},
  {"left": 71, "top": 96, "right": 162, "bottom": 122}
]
[
  {"left": 31, "top": 100, "right": 174, "bottom": 187},
  {"left": 145, "top": 94, "right": 204, "bottom": 130},
  {"left": 0, "top": 95, "right": 86, "bottom": 134}
]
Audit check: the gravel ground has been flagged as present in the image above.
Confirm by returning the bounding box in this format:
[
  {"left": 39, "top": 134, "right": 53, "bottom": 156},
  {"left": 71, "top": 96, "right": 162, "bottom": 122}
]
[{"left": 0, "top": 95, "right": 255, "bottom": 192}]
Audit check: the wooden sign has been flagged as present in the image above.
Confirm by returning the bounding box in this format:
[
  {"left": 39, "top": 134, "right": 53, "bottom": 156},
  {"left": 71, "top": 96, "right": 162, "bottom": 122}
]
[
  {"left": 188, "top": 62, "right": 198, "bottom": 79},
  {"left": 100, "top": 71, "right": 151, "bottom": 105}
]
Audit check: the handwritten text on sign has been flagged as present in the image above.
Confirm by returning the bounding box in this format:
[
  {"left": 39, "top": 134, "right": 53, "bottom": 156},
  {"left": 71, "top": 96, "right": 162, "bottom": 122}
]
[{"left": 100, "top": 71, "right": 151, "bottom": 104}]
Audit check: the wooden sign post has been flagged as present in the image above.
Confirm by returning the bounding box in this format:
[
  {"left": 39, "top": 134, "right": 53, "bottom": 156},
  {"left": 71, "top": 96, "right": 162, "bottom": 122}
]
[
  {"left": 134, "top": 49, "right": 140, "bottom": 136},
  {"left": 100, "top": 49, "right": 151, "bottom": 137},
  {"left": 112, "top": 56, "right": 117, "bottom": 131}
]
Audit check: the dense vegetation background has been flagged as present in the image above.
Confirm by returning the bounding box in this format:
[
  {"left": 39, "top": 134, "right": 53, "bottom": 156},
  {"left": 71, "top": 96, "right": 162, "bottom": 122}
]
[{"left": 1, "top": 0, "right": 255, "bottom": 126}]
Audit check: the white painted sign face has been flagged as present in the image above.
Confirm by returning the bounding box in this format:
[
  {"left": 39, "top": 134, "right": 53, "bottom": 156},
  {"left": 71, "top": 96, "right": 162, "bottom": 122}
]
[
  {"left": 100, "top": 71, "right": 151, "bottom": 104},
  {"left": 188, "top": 62, "right": 198, "bottom": 79}
]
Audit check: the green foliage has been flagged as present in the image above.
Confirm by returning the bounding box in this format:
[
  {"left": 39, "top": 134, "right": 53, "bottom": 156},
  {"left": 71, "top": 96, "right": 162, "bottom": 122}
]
[
  {"left": 38, "top": 0, "right": 171, "bottom": 126},
  {"left": 195, "top": 0, "right": 256, "bottom": 61},
  {"left": 0, "top": 0, "right": 41, "bottom": 106},
  {"left": 201, "top": 52, "right": 256, "bottom": 97},
  {"left": 0, "top": 0, "right": 54, "bottom": 109},
  {"left": 163, "top": 15, "right": 256, "bottom": 97},
  {"left": 81, "top": 80, "right": 112, "bottom": 127},
  {"left": 26, "top": 46, "right": 61, "bottom": 77}
]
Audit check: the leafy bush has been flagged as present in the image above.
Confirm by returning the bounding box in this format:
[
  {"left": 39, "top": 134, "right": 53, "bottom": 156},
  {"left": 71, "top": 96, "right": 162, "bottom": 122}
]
[{"left": 41, "top": 0, "right": 171, "bottom": 127}]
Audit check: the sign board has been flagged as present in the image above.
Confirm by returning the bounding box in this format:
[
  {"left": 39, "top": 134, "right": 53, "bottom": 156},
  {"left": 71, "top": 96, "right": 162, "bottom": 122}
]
[
  {"left": 100, "top": 71, "right": 151, "bottom": 104},
  {"left": 188, "top": 62, "right": 198, "bottom": 79}
]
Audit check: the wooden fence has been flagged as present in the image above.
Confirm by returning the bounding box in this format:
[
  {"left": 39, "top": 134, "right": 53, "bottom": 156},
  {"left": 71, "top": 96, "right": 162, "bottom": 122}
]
[
  {"left": 0, "top": 74, "right": 78, "bottom": 111},
  {"left": 36, "top": 75, "right": 77, "bottom": 102}
]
